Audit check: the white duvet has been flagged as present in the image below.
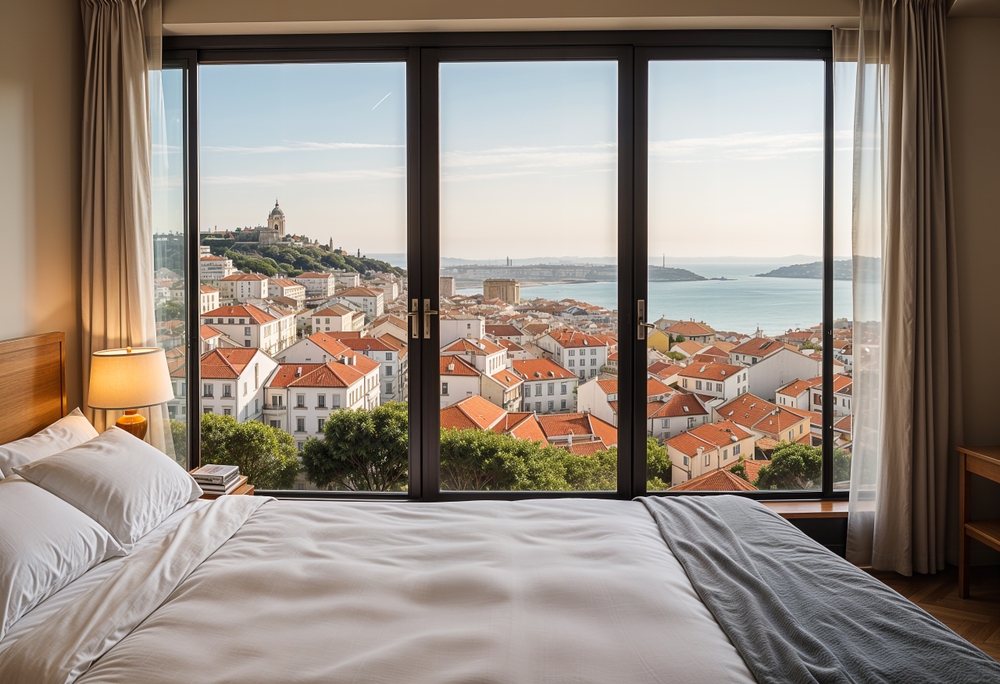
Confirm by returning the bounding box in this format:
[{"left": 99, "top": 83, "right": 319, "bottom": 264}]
[{"left": 0, "top": 498, "right": 756, "bottom": 684}]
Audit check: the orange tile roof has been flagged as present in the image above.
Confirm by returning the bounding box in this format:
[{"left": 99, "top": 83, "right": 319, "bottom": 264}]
[
  {"left": 546, "top": 330, "right": 606, "bottom": 348},
  {"left": 498, "top": 339, "right": 525, "bottom": 352},
  {"left": 725, "top": 458, "right": 770, "bottom": 482},
  {"left": 440, "top": 356, "right": 480, "bottom": 377},
  {"left": 597, "top": 379, "right": 618, "bottom": 394},
  {"left": 296, "top": 272, "right": 334, "bottom": 279},
  {"left": 268, "top": 361, "right": 364, "bottom": 389},
  {"left": 200, "top": 348, "right": 261, "bottom": 379},
  {"left": 200, "top": 254, "right": 227, "bottom": 261},
  {"left": 777, "top": 378, "right": 819, "bottom": 397},
  {"left": 220, "top": 273, "right": 268, "bottom": 281},
  {"left": 537, "top": 413, "right": 617, "bottom": 447},
  {"left": 338, "top": 286, "right": 381, "bottom": 298},
  {"left": 834, "top": 414, "right": 852, "bottom": 433},
  {"left": 512, "top": 358, "right": 575, "bottom": 381},
  {"left": 647, "top": 393, "right": 707, "bottom": 419},
  {"left": 565, "top": 441, "right": 609, "bottom": 455},
  {"left": 200, "top": 285, "right": 219, "bottom": 294},
  {"left": 730, "top": 336, "right": 784, "bottom": 357},
  {"left": 442, "top": 337, "right": 504, "bottom": 355},
  {"left": 202, "top": 304, "right": 276, "bottom": 324},
  {"left": 440, "top": 395, "right": 506, "bottom": 430},
  {"left": 672, "top": 340, "right": 708, "bottom": 356},
  {"left": 489, "top": 369, "right": 522, "bottom": 388},
  {"left": 486, "top": 324, "right": 524, "bottom": 337},
  {"left": 332, "top": 336, "right": 398, "bottom": 353},
  {"left": 313, "top": 305, "right": 355, "bottom": 317},
  {"left": 678, "top": 363, "right": 743, "bottom": 382},
  {"left": 305, "top": 333, "right": 350, "bottom": 358},
  {"left": 665, "top": 321, "right": 715, "bottom": 337},
  {"left": 671, "top": 468, "right": 757, "bottom": 492},
  {"left": 200, "top": 325, "right": 224, "bottom": 339},
  {"left": 647, "top": 378, "right": 672, "bottom": 397},
  {"left": 666, "top": 420, "right": 752, "bottom": 456},
  {"left": 496, "top": 413, "right": 548, "bottom": 445}
]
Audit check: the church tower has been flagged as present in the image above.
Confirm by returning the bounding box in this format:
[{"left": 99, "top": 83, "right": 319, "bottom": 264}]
[{"left": 269, "top": 200, "right": 285, "bottom": 237}]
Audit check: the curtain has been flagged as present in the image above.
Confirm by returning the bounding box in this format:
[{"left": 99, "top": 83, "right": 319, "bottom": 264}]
[
  {"left": 80, "top": 0, "right": 171, "bottom": 454},
  {"left": 837, "top": 0, "right": 963, "bottom": 576}
]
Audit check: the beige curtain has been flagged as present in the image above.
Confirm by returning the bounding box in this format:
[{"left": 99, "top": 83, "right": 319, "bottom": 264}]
[
  {"left": 838, "top": 0, "right": 963, "bottom": 576},
  {"left": 80, "top": 0, "right": 170, "bottom": 453}
]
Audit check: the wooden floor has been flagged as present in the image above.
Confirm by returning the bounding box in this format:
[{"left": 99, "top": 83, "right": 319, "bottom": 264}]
[{"left": 867, "top": 564, "right": 1000, "bottom": 660}]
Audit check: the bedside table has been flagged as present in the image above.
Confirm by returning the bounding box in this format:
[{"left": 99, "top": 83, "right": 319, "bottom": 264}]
[
  {"left": 192, "top": 473, "right": 255, "bottom": 500},
  {"left": 957, "top": 446, "right": 1000, "bottom": 598}
]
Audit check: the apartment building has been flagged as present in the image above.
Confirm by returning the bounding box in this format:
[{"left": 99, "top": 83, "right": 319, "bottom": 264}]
[{"left": 200, "top": 347, "right": 278, "bottom": 423}]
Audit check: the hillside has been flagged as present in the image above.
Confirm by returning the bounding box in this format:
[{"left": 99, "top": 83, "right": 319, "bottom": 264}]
[
  {"left": 648, "top": 265, "right": 707, "bottom": 282},
  {"left": 201, "top": 235, "right": 404, "bottom": 279},
  {"left": 756, "top": 260, "right": 853, "bottom": 281}
]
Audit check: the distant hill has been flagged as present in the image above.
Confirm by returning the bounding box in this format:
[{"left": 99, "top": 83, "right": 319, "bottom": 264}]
[
  {"left": 201, "top": 235, "right": 404, "bottom": 279},
  {"left": 756, "top": 260, "right": 853, "bottom": 281},
  {"left": 648, "top": 266, "right": 707, "bottom": 282}
]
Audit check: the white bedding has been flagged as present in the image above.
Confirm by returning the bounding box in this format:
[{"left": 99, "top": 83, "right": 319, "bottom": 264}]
[{"left": 2, "top": 498, "right": 757, "bottom": 684}]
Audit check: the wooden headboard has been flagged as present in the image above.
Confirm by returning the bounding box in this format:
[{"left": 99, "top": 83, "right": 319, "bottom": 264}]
[{"left": 0, "top": 332, "right": 67, "bottom": 444}]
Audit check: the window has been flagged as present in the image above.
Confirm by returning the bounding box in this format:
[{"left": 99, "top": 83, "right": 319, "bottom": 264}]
[
  {"left": 705, "top": 452, "right": 711, "bottom": 466},
  {"left": 223, "top": 408, "right": 232, "bottom": 416},
  {"left": 317, "top": 394, "right": 326, "bottom": 409},
  {"left": 175, "top": 33, "right": 837, "bottom": 499},
  {"left": 683, "top": 456, "right": 689, "bottom": 467},
  {"left": 734, "top": 444, "right": 741, "bottom": 456},
  {"left": 569, "top": 360, "right": 575, "bottom": 367},
  {"left": 203, "top": 384, "right": 213, "bottom": 398},
  {"left": 244, "top": 327, "right": 251, "bottom": 336},
  {"left": 296, "top": 417, "right": 305, "bottom": 433},
  {"left": 296, "top": 394, "right": 306, "bottom": 408},
  {"left": 222, "top": 384, "right": 232, "bottom": 398},
  {"left": 317, "top": 418, "right": 325, "bottom": 433}
]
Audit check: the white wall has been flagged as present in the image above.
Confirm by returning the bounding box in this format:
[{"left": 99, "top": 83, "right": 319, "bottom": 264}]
[{"left": 0, "top": 0, "right": 83, "bottom": 407}]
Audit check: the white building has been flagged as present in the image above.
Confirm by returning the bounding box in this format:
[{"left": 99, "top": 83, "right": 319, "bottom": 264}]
[
  {"left": 440, "top": 314, "right": 485, "bottom": 347},
  {"left": 729, "top": 337, "right": 823, "bottom": 402},
  {"left": 319, "top": 334, "right": 409, "bottom": 404},
  {"left": 264, "top": 354, "right": 380, "bottom": 449},
  {"left": 217, "top": 273, "right": 269, "bottom": 303},
  {"left": 667, "top": 420, "right": 756, "bottom": 487},
  {"left": 371, "top": 314, "right": 409, "bottom": 344},
  {"left": 199, "top": 254, "right": 236, "bottom": 281},
  {"left": 311, "top": 305, "right": 364, "bottom": 333},
  {"left": 646, "top": 392, "right": 710, "bottom": 442},
  {"left": 334, "top": 287, "right": 385, "bottom": 321},
  {"left": 439, "top": 355, "right": 481, "bottom": 408},
  {"left": 200, "top": 347, "right": 278, "bottom": 423},
  {"left": 294, "top": 272, "right": 337, "bottom": 299},
  {"left": 201, "top": 304, "right": 296, "bottom": 356},
  {"left": 199, "top": 285, "right": 220, "bottom": 314},
  {"left": 512, "top": 358, "right": 578, "bottom": 414},
  {"left": 268, "top": 278, "right": 306, "bottom": 307},
  {"left": 335, "top": 271, "right": 360, "bottom": 290},
  {"left": 537, "top": 330, "right": 608, "bottom": 380},
  {"left": 677, "top": 363, "right": 747, "bottom": 402},
  {"left": 576, "top": 377, "right": 618, "bottom": 426}
]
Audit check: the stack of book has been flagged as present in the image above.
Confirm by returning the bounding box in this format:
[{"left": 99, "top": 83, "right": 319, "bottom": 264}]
[{"left": 191, "top": 464, "right": 242, "bottom": 495}]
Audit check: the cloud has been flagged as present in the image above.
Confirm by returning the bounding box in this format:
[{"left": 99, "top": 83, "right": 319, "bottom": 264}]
[
  {"left": 442, "top": 143, "right": 616, "bottom": 180},
  {"left": 201, "top": 167, "right": 405, "bottom": 186},
  {"left": 649, "top": 131, "right": 824, "bottom": 162},
  {"left": 202, "top": 141, "right": 403, "bottom": 154}
]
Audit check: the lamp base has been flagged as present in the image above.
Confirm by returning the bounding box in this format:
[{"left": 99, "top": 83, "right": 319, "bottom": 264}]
[{"left": 115, "top": 409, "right": 147, "bottom": 440}]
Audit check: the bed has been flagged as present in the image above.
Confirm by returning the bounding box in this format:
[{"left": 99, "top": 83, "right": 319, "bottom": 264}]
[{"left": 1, "top": 333, "right": 998, "bottom": 684}]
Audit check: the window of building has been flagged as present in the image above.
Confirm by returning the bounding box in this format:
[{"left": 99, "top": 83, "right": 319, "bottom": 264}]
[
  {"left": 203, "top": 384, "right": 213, "bottom": 398},
  {"left": 442, "top": 382, "right": 449, "bottom": 396},
  {"left": 317, "top": 394, "right": 326, "bottom": 409},
  {"left": 296, "top": 394, "right": 306, "bottom": 408},
  {"left": 296, "top": 417, "right": 305, "bottom": 433}
]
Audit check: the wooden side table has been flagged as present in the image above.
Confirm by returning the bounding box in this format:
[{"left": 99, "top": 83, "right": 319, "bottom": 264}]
[{"left": 957, "top": 445, "right": 1000, "bottom": 598}]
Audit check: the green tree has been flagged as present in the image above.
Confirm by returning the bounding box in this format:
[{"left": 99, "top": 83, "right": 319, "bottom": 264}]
[
  {"left": 834, "top": 448, "right": 852, "bottom": 483},
  {"left": 754, "top": 442, "right": 821, "bottom": 490},
  {"left": 729, "top": 456, "right": 749, "bottom": 482},
  {"left": 555, "top": 446, "right": 617, "bottom": 491},
  {"left": 301, "top": 403, "right": 409, "bottom": 491},
  {"left": 664, "top": 351, "right": 685, "bottom": 362},
  {"left": 157, "top": 299, "right": 185, "bottom": 322},
  {"left": 200, "top": 413, "right": 300, "bottom": 489},
  {"left": 646, "top": 438, "right": 673, "bottom": 490},
  {"left": 440, "top": 429, "right": 568, "bottom": 491},
  {"left": 170, "top": 419, "right": 187, "bottom": 462}
]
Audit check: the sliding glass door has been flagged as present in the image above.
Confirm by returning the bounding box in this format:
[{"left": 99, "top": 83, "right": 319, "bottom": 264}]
[
  {"left": 436, "top": 59, "right": 619, "bottom": 492},
  {"left": 165, "top": 32, "right": 840, "bottom": 500}
]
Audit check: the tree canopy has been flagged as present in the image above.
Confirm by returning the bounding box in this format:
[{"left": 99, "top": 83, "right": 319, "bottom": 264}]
[
  {"left": 199, "top": 413, "right": 300, "bottom": 489},
  {"left": 753, "top": 442, "right": 852, "bottom": 490},
  {"left": 301, "top": 402, "right": 409, "bottom": 492}
]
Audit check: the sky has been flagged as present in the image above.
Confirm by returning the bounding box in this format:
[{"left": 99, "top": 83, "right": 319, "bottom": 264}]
[{"left": 152, "top": 58, "right": 855, "bottom": 263}]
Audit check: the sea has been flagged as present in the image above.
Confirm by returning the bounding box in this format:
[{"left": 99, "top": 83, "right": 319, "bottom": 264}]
[{"left": 458, "top": 262, "right": 852, "bottom": 338}]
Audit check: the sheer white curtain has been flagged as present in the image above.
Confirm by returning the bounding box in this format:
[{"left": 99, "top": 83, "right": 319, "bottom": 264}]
[
  {"left": 80, "top": 0, "right": 171, "bottom": 455},
  {"left": 836, "top": 0, "right": 962, "bottom": 576}
]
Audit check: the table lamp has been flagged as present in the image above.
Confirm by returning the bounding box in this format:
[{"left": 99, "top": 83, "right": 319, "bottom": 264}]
[{"left": 88, "top": 347, "right": 174, "bottom": 440}]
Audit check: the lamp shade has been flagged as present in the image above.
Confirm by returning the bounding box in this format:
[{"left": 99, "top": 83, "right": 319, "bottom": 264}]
[{"left": 88, "top": 347, "right": 174, "bottom": 410}]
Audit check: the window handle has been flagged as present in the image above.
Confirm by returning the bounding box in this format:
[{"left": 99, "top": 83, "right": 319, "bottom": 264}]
[
  {"left": 423, "top": 299, "right": 439, "bottom": 339},
  {"left": 406, "top": 298, "right": 420, "bottom": 339},
  {"left": 637, "top": 300, "right": 654, "bottom": 341}
]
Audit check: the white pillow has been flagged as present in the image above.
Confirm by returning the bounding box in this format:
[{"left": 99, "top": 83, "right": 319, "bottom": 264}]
[
  {"left": 0, "top": 478, "right": 123, "bottom": 640},
  {"left": 0, "top": 408, "right": 99, "bottom": 478},
  {"left": 14, "top": 427, "right": 202, "bottom": 552}
]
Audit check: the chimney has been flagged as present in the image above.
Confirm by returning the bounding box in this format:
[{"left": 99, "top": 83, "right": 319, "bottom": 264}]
[
  {"left": 295, "top": 366, "right": 302, "bottom": 377},
  {"left": 447, "top": 363, "right": 455, "bottom": 372},
  {"left": 567, "top": 430, "right": 574, "bottom": 447}
]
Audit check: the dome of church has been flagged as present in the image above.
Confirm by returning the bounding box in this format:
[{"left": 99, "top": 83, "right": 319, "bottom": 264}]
[{"left": 269, "top": 200, "right": 284, "bottom": 218}]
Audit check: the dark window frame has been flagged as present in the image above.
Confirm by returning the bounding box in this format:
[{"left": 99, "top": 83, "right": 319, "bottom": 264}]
[{"left": 164, "top": 29, "right": 842, "bottom": 502}]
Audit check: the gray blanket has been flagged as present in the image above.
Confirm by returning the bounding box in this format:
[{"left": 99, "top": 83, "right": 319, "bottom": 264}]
[{"left": 640, "top": 495, "right": 1000, "bottom": 684}]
